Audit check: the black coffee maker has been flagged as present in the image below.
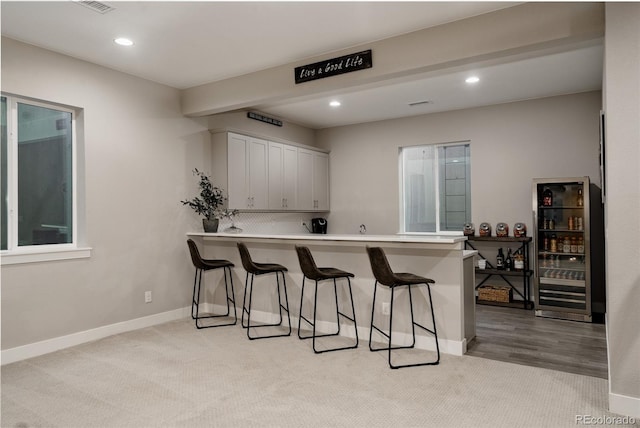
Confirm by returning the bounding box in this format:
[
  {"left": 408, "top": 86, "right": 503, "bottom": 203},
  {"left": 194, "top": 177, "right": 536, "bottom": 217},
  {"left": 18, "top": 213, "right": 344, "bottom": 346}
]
[{"left": 311, "top": 218, "right": 327, "bottom": 234}]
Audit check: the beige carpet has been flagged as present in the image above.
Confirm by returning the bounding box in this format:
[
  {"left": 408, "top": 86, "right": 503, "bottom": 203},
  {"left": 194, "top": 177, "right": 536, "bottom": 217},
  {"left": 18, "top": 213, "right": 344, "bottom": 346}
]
[{"left": 1, "top": 318, "right": 636, "bottom": 428}]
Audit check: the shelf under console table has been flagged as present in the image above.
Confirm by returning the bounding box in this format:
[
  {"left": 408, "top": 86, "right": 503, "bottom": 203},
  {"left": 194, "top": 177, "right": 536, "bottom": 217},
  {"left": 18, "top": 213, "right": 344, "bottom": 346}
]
[{"left": 464, "top": 236, "right": 534, "bottom": 309}]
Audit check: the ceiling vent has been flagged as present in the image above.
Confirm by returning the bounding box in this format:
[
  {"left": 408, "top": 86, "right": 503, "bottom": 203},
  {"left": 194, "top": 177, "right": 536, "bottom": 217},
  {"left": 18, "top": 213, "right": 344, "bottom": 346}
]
[
  {"left": 408, "top": 100, "right": 434, "bottom": 107},
  {"left": 74, "top": 0, "right": 115, "bottom": 14}
]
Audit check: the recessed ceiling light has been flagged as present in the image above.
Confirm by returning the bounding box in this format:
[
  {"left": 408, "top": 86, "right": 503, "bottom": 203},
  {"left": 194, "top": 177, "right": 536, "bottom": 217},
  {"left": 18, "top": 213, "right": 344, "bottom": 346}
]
[
  {"left": 114, "top": 37, "right": 134, "bottom": 46},
  {"left": 329, "top": 100, "right": 341, "bottom": 107},
  {"left": 465, "top": 76, "right": 480, "bottom": 84}
]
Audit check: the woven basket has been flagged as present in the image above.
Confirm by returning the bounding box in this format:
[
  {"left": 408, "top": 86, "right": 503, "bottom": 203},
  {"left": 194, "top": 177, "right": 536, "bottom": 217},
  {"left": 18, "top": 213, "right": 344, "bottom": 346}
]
[{"left": 478, "top": 285, "right": 512, "bottom": 303}]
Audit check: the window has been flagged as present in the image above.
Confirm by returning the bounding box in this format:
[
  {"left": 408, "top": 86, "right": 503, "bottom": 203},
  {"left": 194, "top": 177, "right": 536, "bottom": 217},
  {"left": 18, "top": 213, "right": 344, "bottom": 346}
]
[
  {"left": 400, "top": 142, "right": 471, "bottom": 233},
  {"left": 1, "top": 94, "right": 87, "bottom": 262}
]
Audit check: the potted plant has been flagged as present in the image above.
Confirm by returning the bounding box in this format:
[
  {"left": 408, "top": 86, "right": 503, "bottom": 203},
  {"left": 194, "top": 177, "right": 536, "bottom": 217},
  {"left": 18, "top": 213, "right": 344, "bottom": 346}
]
[
  {"left": 182, "top": 168, "right": 228, "bottom": 232},
  {"left": 220, "top": 207, "right": 241, "bottom": 233}
]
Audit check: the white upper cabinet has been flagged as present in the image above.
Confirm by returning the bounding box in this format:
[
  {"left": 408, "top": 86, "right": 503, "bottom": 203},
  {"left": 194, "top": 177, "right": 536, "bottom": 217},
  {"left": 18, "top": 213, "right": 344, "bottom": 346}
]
[
  {"left": 313, "top": 151, "right": 329, "bottom": 211},
  {"left": 227, "top": 132, "right": 268, "bottom": 210},
  {"left": 298, "top": 148, "right": 330, "bottom": 211},
  {"left": 227, "top": 133, "right": 247, "bottom": 209},
  {"left": 283, "top": 145, "right": 298, "bottom": 209},
  {"left": 225, "top": 132, "right": 327, "bottom": 212},
  {"left": 268, "top": 142, "right": 298, "bottom": 210},
  {"left": 297, "top": 149, "right": 314, "bottom": 210}
]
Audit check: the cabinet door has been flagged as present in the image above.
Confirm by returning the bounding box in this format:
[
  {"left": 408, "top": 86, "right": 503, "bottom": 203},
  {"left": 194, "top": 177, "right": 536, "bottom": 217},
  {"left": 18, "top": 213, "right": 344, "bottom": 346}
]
[
  {"left": 227, "top": 133, "right": 267, "bottom": 210},
  {"left": 313, "top": 152, "right": 329, "bottom": 211},
  {"left": 227, "top": 133, "right": 248, "bottom": 209},
  {"left": 282, "top": 145, "right": 298, "bottom": 209},
  {"left": 297, "top": 149, "right": 314, "bottom": 210},
  {"left": 268, "top": 142, "right": 285, "bottom": 209},
  {"left": 268, "top": 142, "right": 298, "bottom": 210},
  {"left": 247, "top": 138, "right": 268, "bottom": 209}
]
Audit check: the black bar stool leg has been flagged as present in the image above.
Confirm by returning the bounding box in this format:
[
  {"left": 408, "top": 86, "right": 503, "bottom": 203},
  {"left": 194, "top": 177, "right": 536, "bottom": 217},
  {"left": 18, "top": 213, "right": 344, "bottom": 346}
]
[
  {"left": 332, "top": 279, "right": 341, "bottom": 336},
  {"left": 346, "top": 278, "right": 359, "bottom": 344},
  {"left": 241, "top": 272, "right": 251, "bottom": 328},
  {"left": 388, "top": 286, "right": 396, "bottom": 368},
  {"left": 275, "top": 272, "right": 292, "bottom": 334},
  {"left": 427, "top": 284, "right": 440, "bottom": 364},
  {"left": 194, "top": 266, "right": 237, "bottom": 329},
  {"left": 298, "top": 277, "right": 308, "bottom": 339},
  {"left": 369, "top": 283, "right": 438, "bottom": 368},
  {"left": 280, "top": 272, "right": 292, "bottom": 335},
  {"left": 243, "top": 270, "right": 291, "bottom": 340},
  {"left": 369, "top": 280, "right": 380, "bottom": 349},
  {"left": 194, "top": 268, "right": 203, "bottom": 322},
  {"left": 224, "top": 266, "right": 236, "bottom": 320},
  {"left": 299, "top": 277, "right": 338, "bottom": 341},
  {"left": 307, "top": 278, "right": 358, "bottom": 354},
  {"left": 275, "top": 273, "right": 284, "bottom": 325},
  {"left": 191, "top": 269, "right": 200, "bottom": 320},
  {"left": 312, "top": 279, "right": 320, "bottom": 352},
  {"left": 408, "top": 285, "right": 417, "bottom": 347},
  {"left": 246, "top": 273, "right": 256, "bottom": 333},
  {"left": 192, "top": 268, "right": 201, "bottom": 320}
]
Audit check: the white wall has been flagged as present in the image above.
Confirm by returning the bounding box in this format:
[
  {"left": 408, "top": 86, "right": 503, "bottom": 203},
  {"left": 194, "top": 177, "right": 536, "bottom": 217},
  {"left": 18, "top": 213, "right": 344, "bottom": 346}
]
[
  {"left": 317, "top": 91, "right": 602, "bottom": 236},
  {"left": 1, "top": 37, "right": 209, "bottom": 350},
  {"left": 603, "top": 3, "right": 640, "bottom": 417}
]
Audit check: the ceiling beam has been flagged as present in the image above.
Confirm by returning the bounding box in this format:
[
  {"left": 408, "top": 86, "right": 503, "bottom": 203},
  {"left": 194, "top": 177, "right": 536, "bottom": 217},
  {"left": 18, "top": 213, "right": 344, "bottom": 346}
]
[{"left": 181, "top": 2, "right": 604, "bottom": 117}]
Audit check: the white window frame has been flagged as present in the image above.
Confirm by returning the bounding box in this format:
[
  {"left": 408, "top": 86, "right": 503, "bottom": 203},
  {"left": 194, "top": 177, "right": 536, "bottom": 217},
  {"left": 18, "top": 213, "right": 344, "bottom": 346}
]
[
  {"left": 399, "top": 141, "right": 470, "bottom": 235},
  {"left": 1, "top": 94, "right": 90, "bottom": 265}
]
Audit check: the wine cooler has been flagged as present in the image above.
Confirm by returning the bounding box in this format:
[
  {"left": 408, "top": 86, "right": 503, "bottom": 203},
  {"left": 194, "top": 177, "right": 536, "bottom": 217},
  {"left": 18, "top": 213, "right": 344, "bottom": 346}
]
[{"left": 532, "top": 177, "right": 605, "bottom": 322}]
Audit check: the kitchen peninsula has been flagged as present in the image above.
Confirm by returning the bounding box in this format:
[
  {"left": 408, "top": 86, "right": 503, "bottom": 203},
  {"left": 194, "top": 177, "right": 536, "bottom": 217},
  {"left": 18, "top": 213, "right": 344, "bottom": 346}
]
[{"left": 188, "top": 232, "right": 476, "bottom": 355}]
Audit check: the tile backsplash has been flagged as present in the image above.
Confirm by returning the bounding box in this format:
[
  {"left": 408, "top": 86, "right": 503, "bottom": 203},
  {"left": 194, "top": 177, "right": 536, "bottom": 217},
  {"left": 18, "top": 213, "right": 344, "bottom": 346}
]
[{"left": 218, "top": 212, "right": 318, "bottom": 234}]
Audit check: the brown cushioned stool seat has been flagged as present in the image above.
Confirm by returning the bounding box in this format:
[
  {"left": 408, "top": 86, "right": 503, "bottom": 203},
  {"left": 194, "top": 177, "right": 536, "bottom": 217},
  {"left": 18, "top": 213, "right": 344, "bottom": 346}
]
[
  {"left": 295, "top": 245, "right": 358, "bottom": 353},
  {"left": 366, "top": 246, "right": 439, "bottom": 369},
  {"left": 187, "top": 239, "right": 237, "bottom": 329},
  {"left": 237, "top": 242, "right": 291, "bottom": 340}
]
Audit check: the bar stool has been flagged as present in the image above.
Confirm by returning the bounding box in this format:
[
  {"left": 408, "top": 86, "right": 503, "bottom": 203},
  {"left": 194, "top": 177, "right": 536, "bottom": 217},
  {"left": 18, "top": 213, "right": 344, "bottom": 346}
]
[
  {"left": 366, "top": 246, "right": 440, "bottom": 369},
  {"left": 237, "top": 242, "right": 291, "bottom": 340},
  {"left": 187, "top": 239, "right": 237, "bottom": 329},
  {"left": 295, "top": 245, "right": 358, "bottom": 353}
]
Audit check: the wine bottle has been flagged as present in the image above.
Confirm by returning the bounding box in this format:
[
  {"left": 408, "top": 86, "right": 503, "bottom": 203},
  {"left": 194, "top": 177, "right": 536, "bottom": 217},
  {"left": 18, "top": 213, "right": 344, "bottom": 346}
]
[
  {"left": 496, "top": 248, "right": 505, "bottom": 270},
  {"left": 543, "top": 188, "right": 553, "bottom": 206},
  {"left": 514, "top": 249, "right": 525, "bottom": 270},
  {"left": 505, "top": 248, "right": 513, "bottom": 271},
  {"left": 577, "top": 187, "right": 584, "bottom": 207}
]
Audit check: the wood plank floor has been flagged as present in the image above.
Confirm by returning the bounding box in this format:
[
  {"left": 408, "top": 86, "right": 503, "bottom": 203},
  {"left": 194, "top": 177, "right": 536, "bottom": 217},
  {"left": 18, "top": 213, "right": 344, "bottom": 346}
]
[{"left": 466, "top": 303, "right": 608, "bottom": 379}]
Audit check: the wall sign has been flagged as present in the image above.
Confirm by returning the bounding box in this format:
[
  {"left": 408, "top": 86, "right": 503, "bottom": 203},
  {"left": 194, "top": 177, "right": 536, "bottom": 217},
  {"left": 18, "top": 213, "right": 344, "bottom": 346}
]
[
  {"left": 294, "top": 50, "right": 372, "bottom": 84},
  {"left": 247, "top": 111, "right": 282, "bottom": 127}
]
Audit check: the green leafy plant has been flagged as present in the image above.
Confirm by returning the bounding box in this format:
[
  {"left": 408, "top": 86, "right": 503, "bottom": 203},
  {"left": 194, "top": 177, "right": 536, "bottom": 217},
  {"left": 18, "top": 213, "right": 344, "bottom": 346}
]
[{"left": 181, "top": 168, "right": 228, "bottom": 220}]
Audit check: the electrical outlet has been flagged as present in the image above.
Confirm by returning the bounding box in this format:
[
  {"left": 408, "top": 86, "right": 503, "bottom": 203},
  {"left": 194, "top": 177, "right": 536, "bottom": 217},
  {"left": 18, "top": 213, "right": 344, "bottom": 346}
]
[
  {"left": 382, "top": 302, "right": 390, "bottom": 315},
  {"left": 144, "top": 291, "right": 152, "bottom": 303}
]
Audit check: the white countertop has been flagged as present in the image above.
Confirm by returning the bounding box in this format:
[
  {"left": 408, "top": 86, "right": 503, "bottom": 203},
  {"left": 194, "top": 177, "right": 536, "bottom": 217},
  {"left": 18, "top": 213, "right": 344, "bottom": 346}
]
[{"left": 188, "top": 232, "right": 467, "bottom": 245}]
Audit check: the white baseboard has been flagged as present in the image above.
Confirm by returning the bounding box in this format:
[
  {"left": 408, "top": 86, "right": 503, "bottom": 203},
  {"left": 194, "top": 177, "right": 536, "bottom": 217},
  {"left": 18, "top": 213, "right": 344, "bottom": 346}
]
[
  {"left": 603, "top": 314, "right": 639, "bottom": 420},
  {"left": 1, "top": 306, "right": 191, "bottom": 365},
  {"left": 3, "top": 303, "right": 465, "bottom": 365},
  {"left": 609, "top": 392, "right": 640, "bottom": 419}
]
